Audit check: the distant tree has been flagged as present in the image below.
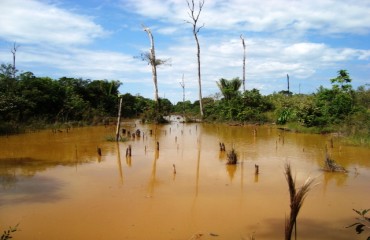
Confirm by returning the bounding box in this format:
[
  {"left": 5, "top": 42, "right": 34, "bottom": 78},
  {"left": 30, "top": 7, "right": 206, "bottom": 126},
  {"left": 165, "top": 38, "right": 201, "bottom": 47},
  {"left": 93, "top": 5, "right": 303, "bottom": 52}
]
[
  {"left": 216, "top": 77, "right": 242, "bottom": 101},
  {"left": 330, "top": 69, "right": 352, "bottom": 91},
  {"left": 11, "top": 42, "right": 19, "bottom": 79},
  {"left": 186, "top": 0, "right": 205, "bottom": 117},
  {"left": 0, "top": 64, "right": 17, "bottom": 93}
]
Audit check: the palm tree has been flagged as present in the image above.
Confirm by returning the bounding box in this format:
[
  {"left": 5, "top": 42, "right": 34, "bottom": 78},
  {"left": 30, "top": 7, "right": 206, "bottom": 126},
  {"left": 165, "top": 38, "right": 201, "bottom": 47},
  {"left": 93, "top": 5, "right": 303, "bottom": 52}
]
[
  {"left": 216, "top": 77, "right": 242, "bottom": 101},
  {"left": 330, "top": 69, "right": 352, "bottom": 90}
]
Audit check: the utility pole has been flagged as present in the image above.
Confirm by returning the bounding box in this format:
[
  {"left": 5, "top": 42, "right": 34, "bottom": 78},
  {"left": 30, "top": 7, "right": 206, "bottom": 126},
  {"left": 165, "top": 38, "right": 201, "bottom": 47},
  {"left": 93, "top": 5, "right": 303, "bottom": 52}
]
[
  {"left": 287, "top": 74, "right": 290, "bottom": 94},
  {"left": 240, "top": 34, "right": 246, "bottom": 92}
]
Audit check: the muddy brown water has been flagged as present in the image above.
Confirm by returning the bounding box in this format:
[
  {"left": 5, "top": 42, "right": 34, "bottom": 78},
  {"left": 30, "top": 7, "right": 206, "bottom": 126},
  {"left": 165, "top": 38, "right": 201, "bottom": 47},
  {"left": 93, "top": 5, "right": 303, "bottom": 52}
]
[{"left": 0, "top": 120, "right": 369, "bottom": 240}]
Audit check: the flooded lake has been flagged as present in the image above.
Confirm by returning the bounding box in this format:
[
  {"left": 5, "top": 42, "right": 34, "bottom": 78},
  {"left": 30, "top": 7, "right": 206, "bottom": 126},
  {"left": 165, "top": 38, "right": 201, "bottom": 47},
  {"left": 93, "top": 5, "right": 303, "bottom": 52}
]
[{"left": 0, "top": 119, "right": 369, "bottom": 239}]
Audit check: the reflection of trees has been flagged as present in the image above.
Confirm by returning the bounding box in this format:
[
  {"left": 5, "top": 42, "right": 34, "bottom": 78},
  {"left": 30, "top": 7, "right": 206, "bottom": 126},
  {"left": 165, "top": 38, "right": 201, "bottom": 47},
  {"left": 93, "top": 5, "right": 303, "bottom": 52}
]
[
  {"left": 147, "top": 149, "right": 159, "bottom": 197},
  {"left": 226, "top": 164, "right": 237, "bottom": 181},
  {"left": 322, "top": 171, "right": 348, "bottom": 193},
  {"left": 0, "top": 157, "right": 91, "bottom": 189},
  {"left": 0, "top": 171, "right": 17, "bottom": 189},
  {"left": 0, "top": 158, "right": 46, "bottom": 189}
]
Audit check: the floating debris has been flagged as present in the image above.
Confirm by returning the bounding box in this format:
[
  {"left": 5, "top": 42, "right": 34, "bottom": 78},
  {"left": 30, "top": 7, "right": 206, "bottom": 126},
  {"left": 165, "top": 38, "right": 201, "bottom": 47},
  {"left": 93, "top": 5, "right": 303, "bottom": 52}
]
[{"left": 323, "top": 154, "right": 347, "bottom": 173}]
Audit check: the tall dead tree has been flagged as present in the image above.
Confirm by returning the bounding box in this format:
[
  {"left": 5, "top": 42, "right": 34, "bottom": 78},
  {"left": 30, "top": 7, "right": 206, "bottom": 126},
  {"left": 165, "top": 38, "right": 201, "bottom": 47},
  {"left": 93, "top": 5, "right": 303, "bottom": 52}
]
[
  {"left": 186, "top": 0, "right": 205, "bottom": 117},
  {"left": 11, "top": 42, "right": 19, "bottom": 79},
  {"left": 179, "top": 74, "right": 186, "bottom": 118},
  {"left": 240, "top": 34, "right": 246, "bottom": 92},
  {"left": 142, "top": 25, "right": 159, "bottom": 103}
]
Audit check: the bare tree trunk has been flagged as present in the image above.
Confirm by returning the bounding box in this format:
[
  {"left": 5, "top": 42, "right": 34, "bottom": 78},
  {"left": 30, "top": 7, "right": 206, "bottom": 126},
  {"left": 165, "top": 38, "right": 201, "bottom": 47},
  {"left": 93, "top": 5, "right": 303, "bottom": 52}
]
[
  {"left": 115, "top": 97, "right": 123, "bottom": 142},
  {"left": 186, "top": 0, "right": 205, "bottom": 117},
  {"left": 240, "top": 35, "right": 246, "bottom": 92},
  {"left": 143, "top": 26, "right": 159, "bottom": 103},
  {"left": 195, "top": 33, "right": 203, "bottom": 117},
  {"left": 180, "top": 74, "right": 185, "bottom": 119},
  {"left": 11, "top": 42, "right": 19, "bottom": 79}
]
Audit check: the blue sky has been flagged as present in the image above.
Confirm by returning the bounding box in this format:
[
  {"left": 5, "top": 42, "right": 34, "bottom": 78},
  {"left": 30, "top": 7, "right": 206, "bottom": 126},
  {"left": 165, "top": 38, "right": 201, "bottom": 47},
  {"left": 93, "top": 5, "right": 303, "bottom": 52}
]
[{"left": 1, "top": 0, "right": 369, "bottom": 103}]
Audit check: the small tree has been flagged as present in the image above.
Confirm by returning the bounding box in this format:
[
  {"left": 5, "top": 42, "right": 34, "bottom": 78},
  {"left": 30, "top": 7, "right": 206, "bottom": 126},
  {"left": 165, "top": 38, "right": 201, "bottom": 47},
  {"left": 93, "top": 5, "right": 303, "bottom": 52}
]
[
  {"left": 216, "top": 77, "right": 242, "bottom": 101},
  {"left": 330, "top": 69, "right": 352, "bottom": 91}
]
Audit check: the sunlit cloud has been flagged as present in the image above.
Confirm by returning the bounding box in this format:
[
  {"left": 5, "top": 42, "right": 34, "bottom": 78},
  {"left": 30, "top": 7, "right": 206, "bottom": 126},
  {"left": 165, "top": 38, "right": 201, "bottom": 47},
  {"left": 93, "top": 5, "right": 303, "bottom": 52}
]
[
  {"left": 0, "top": 0, "right": 369, "bottom": 103},
  {"left": 0, "top": 0, "right": 107, "bottom": 45}
]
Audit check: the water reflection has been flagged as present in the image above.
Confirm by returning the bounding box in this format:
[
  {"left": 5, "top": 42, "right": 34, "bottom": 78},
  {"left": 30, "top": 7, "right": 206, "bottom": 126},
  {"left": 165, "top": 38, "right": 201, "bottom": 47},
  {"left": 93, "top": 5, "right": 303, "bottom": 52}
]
[
  {"left": 226, "top": 164, "right": 237, "bottom": 181},
  {"left": 1, "top": 121, "right": 369, "bottom": 239},
  {"left": 116, "top": 143, "right": 123, "bottom": 185},
  {"left": 147, "top": 148, "right": 159, "bottom": 198}
]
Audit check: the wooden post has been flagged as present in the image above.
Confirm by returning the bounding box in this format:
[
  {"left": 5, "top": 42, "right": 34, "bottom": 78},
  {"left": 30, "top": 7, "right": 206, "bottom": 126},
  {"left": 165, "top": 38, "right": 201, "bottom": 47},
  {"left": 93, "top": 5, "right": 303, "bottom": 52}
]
[{"left": 115, "top": 97, "right": 123, "bottom": 142}]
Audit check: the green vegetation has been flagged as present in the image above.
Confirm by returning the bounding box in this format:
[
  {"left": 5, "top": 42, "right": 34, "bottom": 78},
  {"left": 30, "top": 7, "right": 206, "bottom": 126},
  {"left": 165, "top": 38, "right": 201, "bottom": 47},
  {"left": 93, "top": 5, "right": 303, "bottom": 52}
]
[
  {"left": 346, "top": 208, "right": 370, "bottom": 238},
  {"left": 1, "top": 64, "right": 369, "bottom": 145},
  {"left": 0, "top": 63, "right": 164, "bottom": 133},
  {"left": 1, "top": 224, "right": 19, "bottom": 240}
]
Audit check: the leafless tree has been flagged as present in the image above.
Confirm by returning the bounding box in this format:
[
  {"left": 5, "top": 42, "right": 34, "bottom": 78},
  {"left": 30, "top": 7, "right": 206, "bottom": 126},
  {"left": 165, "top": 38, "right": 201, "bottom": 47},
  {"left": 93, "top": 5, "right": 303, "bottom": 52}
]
[
  {"left": 179, "top": 74, "right": 185, "bottom": 118},
  {"left": 140, "top": 25, "right": 170, "bottom": 104},
  {"left": 142, "top": 25, "right": 159, "bottom": 103},
  {"left": 10, "top": 42, "right": 19, "bottom": 79},
  {"left": 240, "top": 34, "right": 246, "bottom": 92},
  {"left": 186, "top": 0, "right": 205, "bottom": 117}
]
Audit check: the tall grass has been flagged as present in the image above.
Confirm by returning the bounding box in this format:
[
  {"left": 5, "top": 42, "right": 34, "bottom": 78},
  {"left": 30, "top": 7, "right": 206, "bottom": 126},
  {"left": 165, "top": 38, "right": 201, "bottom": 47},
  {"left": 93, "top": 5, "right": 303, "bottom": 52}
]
[{"left": 284, "top": 163, "right": 315, "bottom": 240}]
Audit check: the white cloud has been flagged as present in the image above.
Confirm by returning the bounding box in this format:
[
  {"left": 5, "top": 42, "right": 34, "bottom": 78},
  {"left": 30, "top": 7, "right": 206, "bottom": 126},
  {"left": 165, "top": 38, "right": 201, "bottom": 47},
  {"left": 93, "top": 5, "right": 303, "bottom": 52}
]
[
  {"left": 122, "top": 0, "right": 370, "bottom": 36},
  {"left": 0, "top": 0, "right": 107, "bottom": 45},
  {"left": 1, "top": 0, "right": 369, "bottom": 103}
]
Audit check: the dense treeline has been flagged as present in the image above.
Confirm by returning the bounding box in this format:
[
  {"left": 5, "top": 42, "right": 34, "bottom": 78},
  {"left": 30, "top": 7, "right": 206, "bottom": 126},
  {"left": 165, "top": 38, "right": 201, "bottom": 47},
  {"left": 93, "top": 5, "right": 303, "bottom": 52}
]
[
  {"left": 1, "top": 63, "right": 369, "bottom": 145},
  {"left": 0, "top": 63, "right": 159, "bottom": 134}
]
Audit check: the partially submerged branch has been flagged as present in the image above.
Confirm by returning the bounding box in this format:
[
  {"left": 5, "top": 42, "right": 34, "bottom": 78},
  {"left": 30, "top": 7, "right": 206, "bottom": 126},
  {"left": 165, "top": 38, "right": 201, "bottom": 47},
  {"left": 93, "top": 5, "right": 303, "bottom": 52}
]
[{"left": 323, "top": 150, "right": 347, "bottom": 172}]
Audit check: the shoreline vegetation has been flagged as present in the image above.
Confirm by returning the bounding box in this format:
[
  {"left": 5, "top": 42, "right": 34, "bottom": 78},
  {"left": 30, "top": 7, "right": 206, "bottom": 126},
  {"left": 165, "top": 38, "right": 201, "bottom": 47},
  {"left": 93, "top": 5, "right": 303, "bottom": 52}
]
[{"left": 1, "top": 65, "right": 369, "bottom": 147}]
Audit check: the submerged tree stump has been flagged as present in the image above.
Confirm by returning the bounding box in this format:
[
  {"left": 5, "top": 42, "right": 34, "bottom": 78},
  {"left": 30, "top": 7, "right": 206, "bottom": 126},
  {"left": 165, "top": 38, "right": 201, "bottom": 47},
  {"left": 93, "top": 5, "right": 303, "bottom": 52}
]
[
  {"left": 227, "top": 148, "right": 238, "bottom": 165},
  {"left": 324, "top": 155, "right": 347, "bottom": 173}
]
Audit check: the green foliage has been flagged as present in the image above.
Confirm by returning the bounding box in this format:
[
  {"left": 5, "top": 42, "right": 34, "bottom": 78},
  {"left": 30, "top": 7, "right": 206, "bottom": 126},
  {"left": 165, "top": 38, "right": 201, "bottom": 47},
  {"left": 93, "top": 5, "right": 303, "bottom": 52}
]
[
  {"left": 330, "top": 69, "right": 352, "bottom": 91},
  {"left": 346, "top": 208, "right": 370, "bottom": 238},
  {"left": 216, "top": 77, "right": 242, "bottom": 101},
  {"left": 1, "top": 224, "right": 19, "bottom": 240},
  {"left": 277, "top": 108, "right": 292, "bottom": 125},
  {"left": 140, "top": 98, "right": 173, "bottom": 123},
  {"left": 203, "top": 88, "right": 272, "bottom": 123}
]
